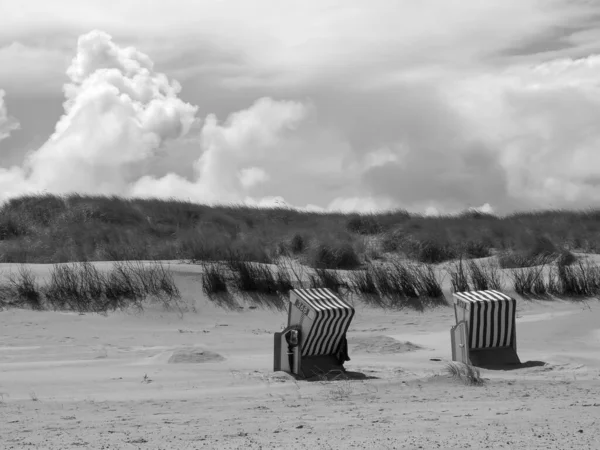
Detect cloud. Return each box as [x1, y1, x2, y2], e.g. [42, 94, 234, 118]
[0, 92, 31, 199]
[6, 21, 600, 214]
[0, 90, 19, 141]
[130, 96, 309, 203]
[239, 167, 269, 189]
[4, 1, 598, 95]
[0, 29, 349, 208]
[0, 41, 70, 95]
[0, 30, 198, 200]
[471, 203, 495, 215]
[450, 55, 600, 209]
[326, 196, 399, 214]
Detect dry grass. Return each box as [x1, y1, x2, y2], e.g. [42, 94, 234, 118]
[4, 193, 600, 309]
[444, 362, 485, 386]
[2, 194, 600, 267]
[0, 261, 180, 312]
[345, 261, 446, 310]
[448, 258, 504, 293]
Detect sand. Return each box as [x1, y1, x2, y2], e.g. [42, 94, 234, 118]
[1, 261, 600, 449]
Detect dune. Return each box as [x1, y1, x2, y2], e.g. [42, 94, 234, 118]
[1, 260, 600, 449]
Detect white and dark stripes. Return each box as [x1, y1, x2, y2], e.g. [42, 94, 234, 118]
[293, 288, 355, 357]
[453, 290, 516, 349]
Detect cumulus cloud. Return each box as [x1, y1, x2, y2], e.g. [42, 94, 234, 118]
[0, 30, 325, 208]
[450, 56, 600, 209]
[239, 167, 269, 190]
[6, 24, 600, 214]
[0, 30, 198, 200]
[130, 96, 309, 203]
[318, 53, 600, 214]
[326, 196, 399, 214]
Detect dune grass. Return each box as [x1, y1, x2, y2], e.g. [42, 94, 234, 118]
[3, 193, 600, 308]
[2, 194, 599, 267]
[444, 362, 485, 386]
[0, 261, 180, 312]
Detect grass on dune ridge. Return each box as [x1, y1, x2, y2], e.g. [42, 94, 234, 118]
[2, 193, 600, 266]
[2, 193, 600, 311]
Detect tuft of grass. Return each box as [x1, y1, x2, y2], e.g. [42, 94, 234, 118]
[444, 362, 485, 386]
[389, 261, 420, 300]
[228, 260, 278, 295]
[550, 259, 600, 298]
[226, 260, 289, 309]
[412, 264, 446, 305]
[346, 214, 382, 235]
[0, 261, 182, 313]
[467, 260, 504, 292]
[306, 238, 362, 270]
[309, 268, 347, 294]
[508, 258, 600, 299]
[4, 265, 43, 309]
[556, 249, 577, 266]
[467, 260, 488, 291]
[372, 261, 429, 310]
[289, 233, 307, 254]
[274, 261, 295, 293]
[448, 258, 470, 293]
[460, 240, 492, 259]
[414, 239, 457, 264]
[348, 265, 378, 296]
[201, 263, 229, 296]
[347, 264, 387, 308]
[346, 262, 445, 310]
[510, 266, 547, 298]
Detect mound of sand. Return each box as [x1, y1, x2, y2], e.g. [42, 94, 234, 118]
[168, 347, 225, 364]
[350, 335, 424, 354]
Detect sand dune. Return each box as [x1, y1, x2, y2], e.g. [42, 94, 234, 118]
[1, 261, 600, 449]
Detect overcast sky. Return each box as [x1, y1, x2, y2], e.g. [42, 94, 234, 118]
[2, 0, 600, 214]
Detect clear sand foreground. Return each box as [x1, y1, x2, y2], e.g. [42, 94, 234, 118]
[1, 262, 600, 449]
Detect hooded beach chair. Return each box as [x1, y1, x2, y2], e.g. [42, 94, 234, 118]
[274, 288, 355, 378]
[450, 290, 521, 367]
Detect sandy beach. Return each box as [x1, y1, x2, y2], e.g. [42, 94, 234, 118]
[1, 262, 600, 449]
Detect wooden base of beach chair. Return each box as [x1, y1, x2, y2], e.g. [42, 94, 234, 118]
[299, 355, 347, 379]
[468, 347, 521, 368]
[451, 321, 521, 368]
[274, 329, 301, 375]
[274, 333, 347, 378]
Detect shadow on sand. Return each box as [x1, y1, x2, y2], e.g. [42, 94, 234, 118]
[297, 370, 380, 382]
[477, 360, 547, 371]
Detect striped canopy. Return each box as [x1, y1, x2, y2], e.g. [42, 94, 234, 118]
[291, 288, 355, 357]
[453, 290, 516, 349]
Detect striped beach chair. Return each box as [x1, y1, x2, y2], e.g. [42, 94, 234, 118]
[274, 288, 355, 378]
[450, 290, 521, 367]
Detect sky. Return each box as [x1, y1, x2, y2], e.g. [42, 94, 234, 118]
[2, 0, 600, 214]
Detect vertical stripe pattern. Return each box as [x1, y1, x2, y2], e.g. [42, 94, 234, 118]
[292, 288, 355, 357]
[453, 290, 516, 349]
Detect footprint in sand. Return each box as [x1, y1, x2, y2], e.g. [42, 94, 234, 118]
[350, 335, 425, 354]
[168, 347, 225, 364]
